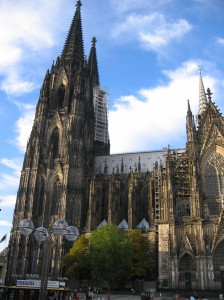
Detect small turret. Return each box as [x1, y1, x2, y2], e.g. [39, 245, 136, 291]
[186, 100, 196, 143]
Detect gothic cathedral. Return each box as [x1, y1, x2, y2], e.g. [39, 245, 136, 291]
[6, 0, 224, 291]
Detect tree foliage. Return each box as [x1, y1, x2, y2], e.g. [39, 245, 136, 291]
[89, 224, 132, 281]
[62, 234, 91, 279]
[127, 230, 151, 279]
[63, 226, 155, 283]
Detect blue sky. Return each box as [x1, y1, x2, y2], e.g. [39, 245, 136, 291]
[0, 0, 224, 251]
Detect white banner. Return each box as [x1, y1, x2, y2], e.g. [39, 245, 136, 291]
[16, 280, 60, 288]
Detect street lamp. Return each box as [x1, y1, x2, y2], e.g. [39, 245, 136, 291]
[18, 219, 79, 300]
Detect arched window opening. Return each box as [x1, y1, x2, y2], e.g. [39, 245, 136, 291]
[57, 85, 65, 109]
[205, 163, 219, 197]
[178, 253, 196, 284]
[68, 87, 74, 113]
[179, 253, 195, 272]
[51, 128, 60, 160]
[38, 179, 45, 216]
[203, 152, 224, 217]
[175, 198, 190, 217]
[51, 178, 61, 215]
[204, 152, 224, 198]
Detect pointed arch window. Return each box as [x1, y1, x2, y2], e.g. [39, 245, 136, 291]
[38, 179, 45, 216]
[179, 253, 195, 272]
[175, 198, 190, 217]
[205, 163, 219, 197]
[57, 85, 65, 109]
[51, 128, 60, 160]
[51, 178, 61, 215]
[68, 87, 74, 113]
[204, 152, 224, 198]
[178, 253, 196, 283]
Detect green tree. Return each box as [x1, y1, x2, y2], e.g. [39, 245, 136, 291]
[127, 230, 152, 279]
[63, 227, 155, 285]
[89, 225, 132, 285]
[62, 234, 91, 279]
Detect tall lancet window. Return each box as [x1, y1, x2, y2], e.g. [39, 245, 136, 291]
[204, 152, 224, 197]
[51, 128, 60, 160]
[57, 84, 65, 109]
[51, 178, 61, 215]
[38, 179, 45, 216]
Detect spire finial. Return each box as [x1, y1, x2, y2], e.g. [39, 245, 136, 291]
[206, 88, 213, 102]
[198, 65, 201, 74]
[91, 36, 97, 47]
[76, 0, 82, 8]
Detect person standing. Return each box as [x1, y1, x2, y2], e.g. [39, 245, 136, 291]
[48, 291, 56, 300]
[173, 292, 180, 300]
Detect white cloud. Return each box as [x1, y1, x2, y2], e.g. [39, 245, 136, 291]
[0, 174, 20, 190]
[140, 19, 191, 50]
[0, 194, 16, 208]
[0, 72, 34, 95]
[111, 13, 192, 52]
[109, 61, 216, 154]
[216, 37, 224, 46]
[0, 159, 21, 174]
[110, 0, 172, 13]
[13, 103, 35, 152]
[0, 0, 69, 95]
[0, 159, 21, 195]
[0, 220, 12, 227]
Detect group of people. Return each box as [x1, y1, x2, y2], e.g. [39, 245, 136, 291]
[174, 291, 202, 300]
[49, 290, 80, 300]
[68, 290, 80, 300]
[85, 290, 94, 300]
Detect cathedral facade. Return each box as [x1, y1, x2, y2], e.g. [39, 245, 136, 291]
[6, 0, 224, 292]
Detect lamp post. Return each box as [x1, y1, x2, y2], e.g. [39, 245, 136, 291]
[18, 219, 79, 300]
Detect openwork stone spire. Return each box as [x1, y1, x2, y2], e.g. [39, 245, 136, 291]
[61, 0, 84, 70]
[198, 66, 207, 115]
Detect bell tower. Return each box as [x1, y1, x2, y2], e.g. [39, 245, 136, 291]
[6, 0, 109, 283]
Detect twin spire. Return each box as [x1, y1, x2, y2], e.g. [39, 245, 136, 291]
[63, 1, 210, 124]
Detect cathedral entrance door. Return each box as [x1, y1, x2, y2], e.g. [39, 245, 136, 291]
[185, 272, 192, 290]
